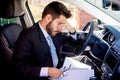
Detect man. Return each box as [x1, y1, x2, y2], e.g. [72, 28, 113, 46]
[12, 1, 78, 80]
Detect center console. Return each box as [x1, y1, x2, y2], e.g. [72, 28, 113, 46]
[101, 39, 120, 80]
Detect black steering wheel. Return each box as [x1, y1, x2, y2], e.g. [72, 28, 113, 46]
[76, 20, 94, 55]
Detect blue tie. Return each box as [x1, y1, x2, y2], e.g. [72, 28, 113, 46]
[47, 36, 58, 67]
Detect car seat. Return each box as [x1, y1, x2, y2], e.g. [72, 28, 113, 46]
[0, 0, 24, 79]
[0, 23, 22, 63]
[0, 23, 22, 79]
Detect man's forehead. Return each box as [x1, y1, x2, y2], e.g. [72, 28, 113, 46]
[58, 17, 66, 23]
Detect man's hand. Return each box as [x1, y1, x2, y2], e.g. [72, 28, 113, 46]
[48, 67, 63, 79]
[62, 21, 76, 33]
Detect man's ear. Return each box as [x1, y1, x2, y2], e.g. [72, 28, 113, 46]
[45, 14, 52, 24]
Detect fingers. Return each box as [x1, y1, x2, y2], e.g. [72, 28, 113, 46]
[48, 67, 63, 79]
[61, 21, 75, 33]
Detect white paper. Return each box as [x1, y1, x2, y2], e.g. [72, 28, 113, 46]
[56, 57, 94, 80]
[58, 68, 94, 80]
[60, 57, 92, 70]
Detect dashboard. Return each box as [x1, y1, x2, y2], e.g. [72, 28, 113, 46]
[86, 24, 120, 79]
[101, 24, 120, 46]
[101, 39, 120, 79]
[98, 24, 120, 79]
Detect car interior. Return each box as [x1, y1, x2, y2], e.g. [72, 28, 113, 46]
[0, 0, 25, 79]
[0, 0, 120, 80]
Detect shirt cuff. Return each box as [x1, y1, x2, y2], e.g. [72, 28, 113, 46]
[40, 67, 48, 77]
[69, 30, 76, 35]
[67, 31, 77, 40]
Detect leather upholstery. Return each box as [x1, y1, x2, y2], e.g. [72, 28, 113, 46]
[0, 23, 22, 63]
[0, 23, 22, 79]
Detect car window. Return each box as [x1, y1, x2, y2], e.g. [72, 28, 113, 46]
[27, 0, 97, 30]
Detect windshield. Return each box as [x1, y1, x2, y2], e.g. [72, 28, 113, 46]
[86, 0, 120, 23]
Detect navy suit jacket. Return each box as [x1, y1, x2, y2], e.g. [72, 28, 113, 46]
[12, 22, 77, 80]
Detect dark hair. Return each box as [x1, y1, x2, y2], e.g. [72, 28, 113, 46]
[42, 1, 72, 19]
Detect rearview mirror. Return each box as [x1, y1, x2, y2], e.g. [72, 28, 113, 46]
[112, 3, 120, 11]
[103, 0, 120, 11]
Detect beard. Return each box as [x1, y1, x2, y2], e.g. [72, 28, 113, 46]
[46, 20, 60, 36]
[46, 21, 52, 35]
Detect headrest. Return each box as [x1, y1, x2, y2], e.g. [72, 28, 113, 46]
[1, 23, 22, 47]
[0, 0, 24, 18]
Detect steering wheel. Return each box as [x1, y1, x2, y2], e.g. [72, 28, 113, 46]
[76, 20, 94, 55]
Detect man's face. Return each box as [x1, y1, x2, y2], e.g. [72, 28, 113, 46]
[46, 15, 66, 36]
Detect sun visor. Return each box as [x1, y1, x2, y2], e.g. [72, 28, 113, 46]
[0, 0, 24, 18]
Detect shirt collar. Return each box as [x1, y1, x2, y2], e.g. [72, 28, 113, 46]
[39, 22, 49, 38]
